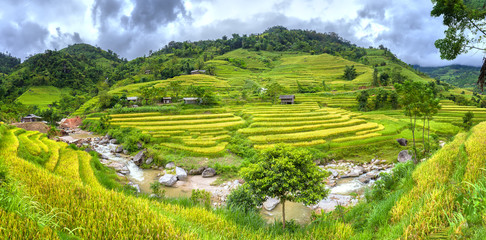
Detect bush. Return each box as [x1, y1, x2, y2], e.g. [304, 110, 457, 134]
[226, 184, 263, 213]
[366, 161, 414, 201]
[190, 189, 211, 209]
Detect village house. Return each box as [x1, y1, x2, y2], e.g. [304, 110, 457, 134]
[279, 95, 295, 104]
[162, 97, 172, 104]
[127, 97, 139, 102]
[190, 69, 206, 75]
[21, 114, 42, 123]
[183, 97, 199, 104]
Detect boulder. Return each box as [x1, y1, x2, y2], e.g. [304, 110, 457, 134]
[109, 139, 118, 144]
[202, 168, 216, 178]
[99, 139, 109, 145]
[159, 174, 178, 186]
[175, 167, 187, 181]
[105, 134, 112, 140]
[145, 157, 153, 165]
[137, 142, 143, 149]
[358, 174, 371, 184]
[133, 150, 145, 165]
[188, 166, 206, 175]
[115, 145, 123, 153]
[84, 148, 93, 153]
[165, 162, 176, 169]
[397, 150, 412, 163]
[366, 171, 380, 179]
[327, 169, 339, 178]
[396, 138, 408, 146]
[123, 150, 129, 155]
[263, 197, 280, 211]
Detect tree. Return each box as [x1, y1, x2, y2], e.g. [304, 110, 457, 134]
[241, 145, 328, 228]
[343, 65, 357, 80]
[396, 80, 424, 163]
[357, 90, 369, 111]
[463, 111, 474, 131]
[431, 0, 486, 90]
[379, 72, 390, 86]
[265, 82, 284, 104]
[372, 68, 379, 87]
[419, 88, 441, 154]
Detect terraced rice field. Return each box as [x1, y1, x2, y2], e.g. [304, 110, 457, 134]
[0, 125, 281, 239]
[435, 100, 486, 125]
[109, 112, 244, 155]
[237, 102, 385, 149]
[297, 94, 357, 108]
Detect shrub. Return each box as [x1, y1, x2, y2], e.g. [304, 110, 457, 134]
[226, 184, 263, 213]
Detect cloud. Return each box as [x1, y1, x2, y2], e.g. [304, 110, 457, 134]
[0, 0, 482, 66]
[130, 0, 188, 31]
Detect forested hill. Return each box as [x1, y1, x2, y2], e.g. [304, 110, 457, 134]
[0, 44, 126, 100]
[0, 52, 21, 74]
[156, 26, 366, 61]
[414, 65, 481, 90]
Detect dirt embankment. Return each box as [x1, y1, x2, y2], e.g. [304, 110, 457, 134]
[12, 122, 50, 134]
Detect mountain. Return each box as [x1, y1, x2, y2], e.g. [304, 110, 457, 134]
[414, 64, 481, 90]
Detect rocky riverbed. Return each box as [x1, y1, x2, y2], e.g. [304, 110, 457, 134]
[61, 128, 395, 224]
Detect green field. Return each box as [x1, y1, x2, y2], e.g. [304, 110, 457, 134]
[16, 86, 70, 108]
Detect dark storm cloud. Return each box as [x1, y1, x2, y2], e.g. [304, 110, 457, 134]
[0, 0, 87, 59]
[91, 0, 188, 59]
[130, 0, 187, 31]
[0, 21, 49, 57]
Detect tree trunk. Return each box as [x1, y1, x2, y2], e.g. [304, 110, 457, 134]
[412, 116, 418, 164]
[422, 116, 426, 152]
[282, 200, 286, 229]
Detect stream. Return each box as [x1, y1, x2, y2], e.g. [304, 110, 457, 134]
[83, 138, 393, 225]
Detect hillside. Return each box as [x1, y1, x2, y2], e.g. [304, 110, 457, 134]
[1, 121, 485, 239]
[414, 64, 481, 90]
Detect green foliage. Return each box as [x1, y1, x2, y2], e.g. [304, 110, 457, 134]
[463, 111, 474, 130]
[357, 90, 370, 111]
[366, 161, 415, 201]
[431, 0, 486, 60]
[265, 82, 285, 104]
[226, 184, 264, 213]
[0, 52, 20, 74]
[343, 65, 357, 80]
[108, 105, 178, 114]
[190, 189, 211, 209]
[36, 107, 62, 125]
[241, 144, 328, 228]
[150, 181, 166, 198]
[372, 68, 379, 87]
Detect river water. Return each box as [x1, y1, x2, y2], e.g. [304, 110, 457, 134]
[91, 142, 389, 225]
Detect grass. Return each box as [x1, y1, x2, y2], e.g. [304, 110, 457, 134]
[15, 86, 70, 109]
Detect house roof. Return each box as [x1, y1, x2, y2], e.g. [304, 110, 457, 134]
[279, 95, 295, 99]
[127, 97, 138, 101]
[191, 69, 206, 73]
[23, 114, 42, 119]
[183, 97, 199, 101]
[163, 97, 172, 100]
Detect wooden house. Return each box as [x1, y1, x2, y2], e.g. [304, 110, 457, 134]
[127, 97, 139, 102]
[183, 97, 199, 104]
[21, 114, 42, 123]
[279, 95, 295, 104]
[162, 97, 172, 104]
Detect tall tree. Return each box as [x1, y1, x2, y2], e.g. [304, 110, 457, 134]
[343, 65, 357, 80]
[241, 145, 328, 229]
[396, 81, 424, 163]
[431, 0, 486, 90]
[372, 68, 379, 87]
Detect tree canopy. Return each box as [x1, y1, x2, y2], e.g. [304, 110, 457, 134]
[241, 145, 328, 228]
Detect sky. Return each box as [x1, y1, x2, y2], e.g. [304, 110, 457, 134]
[0, 0, 483, 67]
